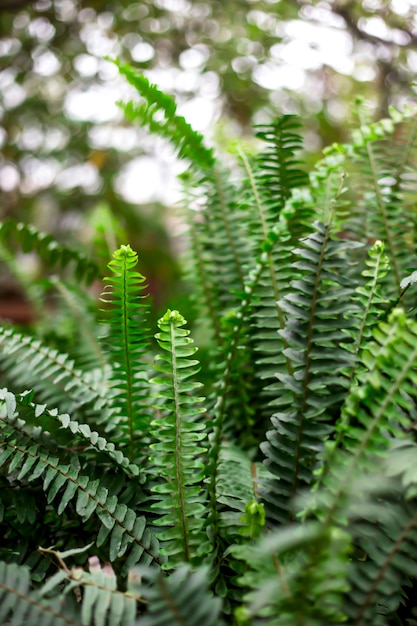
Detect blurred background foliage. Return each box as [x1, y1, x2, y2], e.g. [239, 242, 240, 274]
[0, 0, 416, 319]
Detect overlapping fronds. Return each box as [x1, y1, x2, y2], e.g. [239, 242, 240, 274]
[0, 220, 99, 284]
[260, 221, 358, 526]
[0, 326, 110, 420]
[232, 303, 417, 623]
[238, 121, 311, 435]
[216, 443, 268, 542]
[344, 471, 417, 625]
[252, 116, 309, 227]
[0, 560, 79, 626]
[48, 276, 106, 371]
[314, 308, 417, 509]
[343, 239, 390, 386]
[342, 107, 417, 295]
[232, 520, 351, 625]
[0, 388, 139, 477]
[139, 565, 223, 626]
[115, 61, 214, 170]
[149, 310, 208, 567]
[100, 245, 152, 458]
[0, 545, 146, 626]
[0, 390, 160, 569]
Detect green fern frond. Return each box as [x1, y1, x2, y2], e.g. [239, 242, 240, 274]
[232, 520, 351, 625]
[149, 309, 208, 568]
[38, 547, 143, 626]
[0, 393, 160, 569]
[115, 60, 214, 170]
[0, 220, 99, 284]
[0, 388, 139, 477]
[49, 276, 107, 371]
[216, 443, 268, 542]
[253, 116, 309, 223]
[343, 239, 390, 385]
[343, 468, 417, 625]
[260, 220, 358, 526]
[342, 106, 417, 295]
[100, 245, 152, 458]
[314, 308, 417, 514]
[0, 560, 79, 626]
[0, 326, 111, 424]
[139, 565, 224, 626]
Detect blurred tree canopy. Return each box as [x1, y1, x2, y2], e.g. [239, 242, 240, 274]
[0, 0, 416, 308]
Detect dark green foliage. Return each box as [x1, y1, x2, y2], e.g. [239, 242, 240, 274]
[2, 63, 417, 625]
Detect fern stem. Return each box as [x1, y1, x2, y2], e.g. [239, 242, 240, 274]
[238, 148, 269, 239]
[169, 315, 190, 563]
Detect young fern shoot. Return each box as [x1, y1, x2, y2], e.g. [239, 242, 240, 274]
[100, 245, 151, 460]
[150, 309, 208, 568]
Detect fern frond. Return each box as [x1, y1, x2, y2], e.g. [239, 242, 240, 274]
[260, 220, 358, 526]
[100, 245, 152, 458]
[38, 547, 143, 626]
[139, 565, 223, 626]
[342, 106, 417, 295]
[343, 239, 390, 386]
[0, 394, 160, 569]
[0, 388, 139, 477]
[0, 326, 111, 424]
[149, 309, 208, 568]
[0, 561, 79, 626]
[343, 467, 417, 625]
[216, 443, 268, 542]
[314, 308, 417, 515]
[49, 276, 107, 371]
[0, 220, 99, 284]
[115, 60, 214, 170]
[183, 167, 250, 334]
[232, 519, 351, 625]
[253, 116, 309, 224]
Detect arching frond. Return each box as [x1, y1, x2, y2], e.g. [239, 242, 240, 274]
[0, 220, 99, 284]
[0, 391, 160, 569]
[115, 60, 214, 170]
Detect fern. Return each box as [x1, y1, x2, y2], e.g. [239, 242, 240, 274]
[0, 327, 111, 421]
[0, 560, 79, 625]
[100, 245, 152, 458]
[149, 309, 208, 568]
[2, 65, 417, 624]
[260, 220, 358, 526]
[0, 390, 160, 569]
[0, 220, 99, 285]
[114, 60, 214, 170]
[139, 565, 223, 626]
